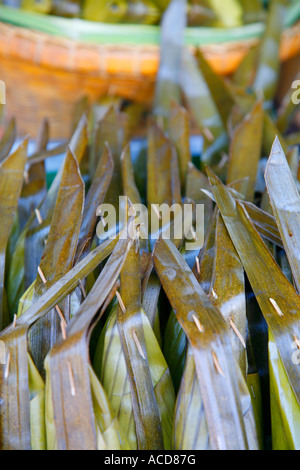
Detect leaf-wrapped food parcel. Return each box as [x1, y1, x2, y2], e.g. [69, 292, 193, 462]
[153, 238, 258, 449]
[207, 166, 300, 449]
[45, 224, 135, 449]
[0, 236, 118, 449]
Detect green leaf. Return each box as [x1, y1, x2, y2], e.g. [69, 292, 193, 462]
[153, 0, 186, 121]
[0, 138, 28, 328]
[196, 48, 236, 127]
[0, 117, 16, 163]
[227, 100, 264, 201]
[269, 330, 300, 449]
[180, 48, 224, 163]
[210, 212, 247, 377]
[29, 148, 84, 374]
[88, 364, 128, 450]
[169, 100, 191, 193]
[174, 345, 210, 450]
[7, 116, 88, 316]
[28, 352, 46, 450]
[163, 309, 187, 394]
[18, 119, 48, 232]
[147, 123, 181, 207]
[253, 0, 287, 106]
[94, 302, 175, 450]
[75, 142, 114, 264]
[185, 162, 213, 235]
[265, 137, 300, 293]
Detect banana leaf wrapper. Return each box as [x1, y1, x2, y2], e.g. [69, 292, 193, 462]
[147, 122, 181, 208]
[18, 119, 48, 233]
[253, 0, 287, 107]
[207, 166, 300, 449]
[93, 244, 175, 449]
[0, 235, 118, 449]
[153, 0, 186, 120]
[0, 117, 16, 163]
[28, 148, 84, 374]
[7, 116, 88, 315]
[153, 238, 257, 449]
[180, 48, 225, 164]
[265, 137, 300, 294]
[0, 138, 28, 329]
[117, 244, 174, 449]
[45, 224, 136, 450]
[227, 100, 264, 201]
[169, 100, 191, 193]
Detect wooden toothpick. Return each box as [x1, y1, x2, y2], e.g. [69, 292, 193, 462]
[229, 318, 246, 349]
[35, 208, 43, 225]
[192, 314, 204, 333]
[4, 350, 10, 380]
[67, 361, 76, 397]
[212, 351, 225, 377]
[38, 266, 67, 337]
[116, 291, 126, 314]
[269, 298, 284, 318]
[195, 256, 200, 274]
[132, 330, 146, 360]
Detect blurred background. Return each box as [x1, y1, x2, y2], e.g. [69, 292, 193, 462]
[0, 0, 299, 140]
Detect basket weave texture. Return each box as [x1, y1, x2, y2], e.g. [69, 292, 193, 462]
[0, 21, 299, 139]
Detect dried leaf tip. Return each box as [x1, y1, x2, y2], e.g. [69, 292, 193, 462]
[132, 329, 146, 360]
[269, 298, 284, 317]
[212, 351, 225, 377]
[67, 361, 76, 397]
[4, 350, 10, 380]
[229, 318, 246, 349]
[192, 314, 204, 333]
[116, 291, 126, 314]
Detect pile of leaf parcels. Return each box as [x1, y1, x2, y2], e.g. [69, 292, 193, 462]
[0, 0, 300, 452]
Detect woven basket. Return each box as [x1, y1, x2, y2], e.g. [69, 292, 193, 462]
[0, 19, 299, 139]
